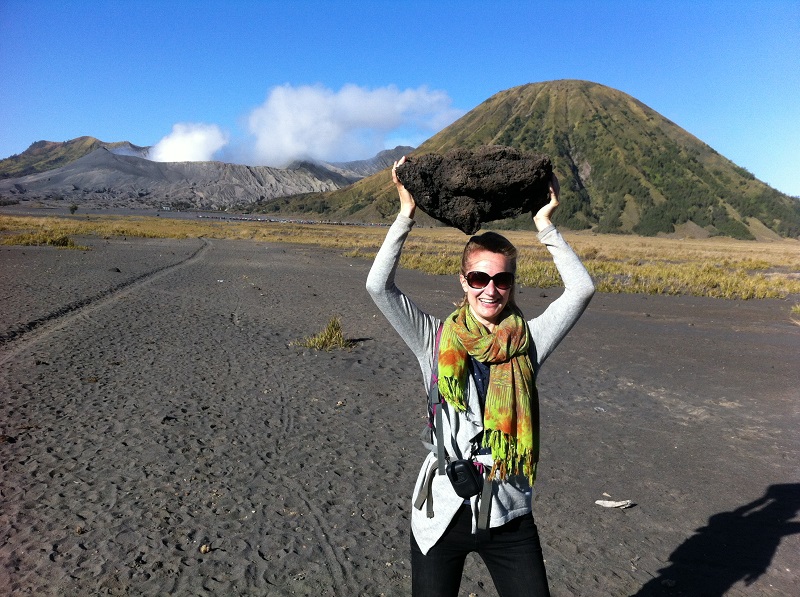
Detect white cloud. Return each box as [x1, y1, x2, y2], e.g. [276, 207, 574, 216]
[151, 123, 228, 162]
[246, 84, 464, 166]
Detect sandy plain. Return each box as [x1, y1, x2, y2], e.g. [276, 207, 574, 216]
[0, 233, 798, 596]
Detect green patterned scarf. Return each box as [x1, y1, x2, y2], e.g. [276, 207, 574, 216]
[438, 303, 539, 483]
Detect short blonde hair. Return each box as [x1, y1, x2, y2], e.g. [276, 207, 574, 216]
[461, 231, 518, 273]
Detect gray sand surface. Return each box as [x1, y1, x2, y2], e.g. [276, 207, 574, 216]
[1, 236, 798, 596]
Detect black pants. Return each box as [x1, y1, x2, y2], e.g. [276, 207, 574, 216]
[411, 505, 551, 597]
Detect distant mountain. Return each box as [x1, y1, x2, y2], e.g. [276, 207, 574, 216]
[0, 136, 150, 179]
[295, 80, 800, 239]
[329, 146, 414, 177]
[0, 143, 411, 211]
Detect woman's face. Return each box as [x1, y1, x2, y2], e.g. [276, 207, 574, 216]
[459, 249, 514, 330]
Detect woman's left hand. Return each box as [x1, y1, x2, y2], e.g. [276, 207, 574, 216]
[533, 173, 560, 231]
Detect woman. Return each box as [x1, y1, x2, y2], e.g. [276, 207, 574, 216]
[366, 156, 595, 596]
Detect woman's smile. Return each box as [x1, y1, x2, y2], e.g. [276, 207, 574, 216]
[460, 250, 514, 330]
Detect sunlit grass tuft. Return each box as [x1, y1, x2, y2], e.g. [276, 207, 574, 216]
[291, 316, 355, 351]
[791, 304, 800, 326]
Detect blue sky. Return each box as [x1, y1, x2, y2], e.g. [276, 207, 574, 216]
[1, 0, 798, 196]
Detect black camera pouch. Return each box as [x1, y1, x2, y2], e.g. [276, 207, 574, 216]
[446, 459, 483, 498]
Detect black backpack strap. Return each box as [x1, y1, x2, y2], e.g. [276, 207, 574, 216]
[477, 470, 493, 531]
[427, 323, 444, 420]
[427, 323, 446, 475]
[435, 397, 447, 475]
[415, 323, 446, 517]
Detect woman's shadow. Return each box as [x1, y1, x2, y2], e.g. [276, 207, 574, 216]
[633, 483, 800, 596]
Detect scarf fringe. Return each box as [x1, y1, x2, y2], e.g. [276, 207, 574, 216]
[485, 429, 538, 484]
[439, 377, 467, 412]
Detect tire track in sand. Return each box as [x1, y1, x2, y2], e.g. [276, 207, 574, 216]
[285, 474, 357, 595]
[0, 238, 210, 365]
[256, 355, 356, 594]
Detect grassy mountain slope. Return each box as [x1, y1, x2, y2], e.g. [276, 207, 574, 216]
[0, 136, 147, 180]
[299, 80, 800, 239]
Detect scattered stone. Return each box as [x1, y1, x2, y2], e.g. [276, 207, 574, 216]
[395, 145, 553, 234]
[595, 499, 635, 509]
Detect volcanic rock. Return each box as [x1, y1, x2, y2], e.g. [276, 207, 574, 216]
[395, 145, 553, 234]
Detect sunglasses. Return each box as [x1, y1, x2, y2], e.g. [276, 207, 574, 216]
[464, 271, 515, 290]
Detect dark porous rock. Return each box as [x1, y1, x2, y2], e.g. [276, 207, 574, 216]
[395, 145, 553, 234]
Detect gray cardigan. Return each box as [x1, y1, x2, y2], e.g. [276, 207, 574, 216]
[366, 214, 595, 554]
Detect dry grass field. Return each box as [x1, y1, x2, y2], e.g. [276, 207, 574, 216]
[2, 213, 799, 302]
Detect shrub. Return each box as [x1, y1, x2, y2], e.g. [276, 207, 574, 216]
[292, 316, 355, 351]
[714, 218, 755, 241]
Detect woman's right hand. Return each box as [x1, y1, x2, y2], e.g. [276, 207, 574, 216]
[533, 173, 560, 231]
[392, 156, 416, 219]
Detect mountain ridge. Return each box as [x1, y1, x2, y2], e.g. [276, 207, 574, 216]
[0, 136, 150, 179]
[0, 144, 412, 211]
